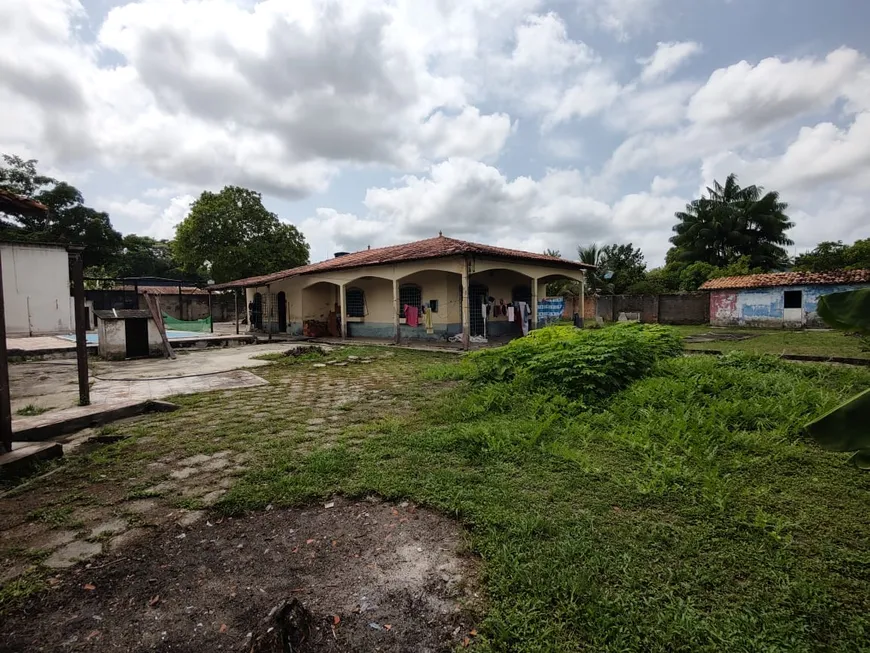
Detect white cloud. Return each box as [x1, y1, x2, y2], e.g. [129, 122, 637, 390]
[304, 158, 688, 264]
[687, 47, 865, 129]
[607, 47, 870, 175]
[419, 107, 514, 160]
[98, 194, 194, 239]
[0, 0, 516, 199]
[638, 41, 702, 83]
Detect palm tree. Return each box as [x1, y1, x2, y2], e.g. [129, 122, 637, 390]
[670, 174, 793, 271]
[577, 243, 613, 295]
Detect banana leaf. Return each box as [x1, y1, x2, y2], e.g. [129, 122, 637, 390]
[816, 289, 870, 333]
[805, 388, 870, 469]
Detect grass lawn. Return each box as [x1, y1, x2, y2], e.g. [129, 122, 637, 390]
[672, 324, 870, 360]
[4, 342, 870, 651]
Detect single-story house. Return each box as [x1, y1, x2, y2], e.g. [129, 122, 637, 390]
[210, 235, 593, 346]
[701, 269, 870, 328]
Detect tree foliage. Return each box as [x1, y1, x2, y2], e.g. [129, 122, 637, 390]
[174, 186, 310, 284]
[601, 243, 646, 294]
[0, 154, 122, 268]
[576, 243, 612, 295]
[670, 174, 793, 271]
[793, 239, 870, 272]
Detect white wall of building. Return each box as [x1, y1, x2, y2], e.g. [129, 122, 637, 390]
[1, 243, 72, 335]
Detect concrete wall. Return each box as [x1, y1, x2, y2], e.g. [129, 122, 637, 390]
[97, 319, 125, 359]
[97, 318, 162, 360]
[710, 283, 869, 327]
[587, 293, 708, 325]
[658, 293, 709, 324]
[1, 243, 72, 335]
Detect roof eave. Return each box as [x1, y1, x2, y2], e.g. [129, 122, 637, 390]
[211, 253, 592, 290]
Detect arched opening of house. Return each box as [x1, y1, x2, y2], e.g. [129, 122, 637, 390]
[252, 292, 263, 330]
[276, 291, 287, 332]
[469, 283, 488, 336]
[346, 287, 366, 318]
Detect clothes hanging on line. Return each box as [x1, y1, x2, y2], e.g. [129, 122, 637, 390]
[424, 307, 434, 334]
[506, 306, 515, 321]
[517, 301, 530, 336]
[404, 304, 419, 327]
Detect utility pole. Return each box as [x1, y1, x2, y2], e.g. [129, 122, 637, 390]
[0, 249, 12, 453]
[71, 249, 90, 406]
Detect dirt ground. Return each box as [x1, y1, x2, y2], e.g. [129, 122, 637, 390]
[1, 350, 481, 652]
[1, 496, 480, 652]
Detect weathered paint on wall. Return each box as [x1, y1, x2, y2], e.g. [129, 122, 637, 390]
[1, 243, 72, 335]
[709, 283, 870, 327]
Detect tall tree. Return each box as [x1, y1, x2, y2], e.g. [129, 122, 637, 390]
[109, 235, 200, 281]
[600, 243, 646, 294]
[670, 174, 793, 271]
[175, 186, 310, 284]
[0, 154, 122, 268]
[577, 243, 613, 295]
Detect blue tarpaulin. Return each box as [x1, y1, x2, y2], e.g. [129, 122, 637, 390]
[537, 297, 565, 324]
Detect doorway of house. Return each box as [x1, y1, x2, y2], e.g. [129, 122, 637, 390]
[469, 284, 488, 336]
[252, 293, 263, 330]
[277, 292, 287, 332]
[124, 318, 150, 358]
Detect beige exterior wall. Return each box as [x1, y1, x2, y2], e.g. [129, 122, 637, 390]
[347, 277, 393, 323]
[242, 255, 585, 336]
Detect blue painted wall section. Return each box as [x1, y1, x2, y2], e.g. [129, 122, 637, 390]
[710, 283, 870, 327]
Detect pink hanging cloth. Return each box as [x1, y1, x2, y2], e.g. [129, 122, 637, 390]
[404, 304, 419, 327]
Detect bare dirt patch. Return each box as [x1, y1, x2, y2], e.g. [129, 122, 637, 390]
[1, 496, 481, 652]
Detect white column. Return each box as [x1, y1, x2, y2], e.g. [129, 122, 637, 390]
[461, 263, 470, 350]
[531, 277, 539, 330]
[339, 282, 347, 341]
[579, 275, 585, 327]
[393, 278, 400, 344]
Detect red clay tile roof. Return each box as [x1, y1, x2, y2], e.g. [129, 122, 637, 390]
[701, 269, 870, 290]
[211, 235, 594, 289]
[0, 189, 48, 218]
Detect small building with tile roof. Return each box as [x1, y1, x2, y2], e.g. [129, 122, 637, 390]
[210, 234, 593, 345]
[700, 269, 870, 328]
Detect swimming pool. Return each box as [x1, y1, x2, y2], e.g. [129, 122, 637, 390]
[57, 330, 207, 344]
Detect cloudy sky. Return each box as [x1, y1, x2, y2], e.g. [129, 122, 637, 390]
[2, 0, 869, 266]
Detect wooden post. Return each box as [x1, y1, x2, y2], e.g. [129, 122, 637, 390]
[393, 278, 400, 344]
[339, 282, 347, 341]
[208, 290, 214, 332]
[144, 293, 176, 360]
[178, 284, 183, 321]
[71, 251, 90, 406]
[531, 277, 539, 331]
[235, 288, 240, 335]
[0, 249, 12, 453]
[461, 259, 470, 350]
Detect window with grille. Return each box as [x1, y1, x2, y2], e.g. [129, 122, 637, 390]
[399, 284, 422, 315]
[512, 285, 532, 305]
[346, 287, 365, 317]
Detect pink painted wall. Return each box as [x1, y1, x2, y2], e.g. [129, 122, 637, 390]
[710, 290, 738, 326]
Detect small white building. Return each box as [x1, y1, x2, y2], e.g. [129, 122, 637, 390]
[94, 309, 163, 360]
[0, 241, 73, 336]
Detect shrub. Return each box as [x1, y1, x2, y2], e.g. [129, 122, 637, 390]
[459, 323, 683, 402]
